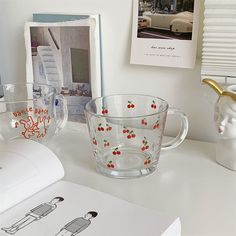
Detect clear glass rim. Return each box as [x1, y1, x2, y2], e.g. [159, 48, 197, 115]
[84, 94, 169, 119]
[0, 82, 55, 104]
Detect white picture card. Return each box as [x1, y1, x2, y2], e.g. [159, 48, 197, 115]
[130, 0, 200, 68]
[24, 15, 102, 122]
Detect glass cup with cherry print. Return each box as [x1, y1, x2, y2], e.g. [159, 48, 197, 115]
[85, 94, 188, 178]
[0, 83, 68, 143]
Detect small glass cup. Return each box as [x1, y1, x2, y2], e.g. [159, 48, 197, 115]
[0, 83, 68, 143]
[85, 94, 188, 178]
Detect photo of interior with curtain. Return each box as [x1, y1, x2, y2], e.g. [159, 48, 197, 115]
[30, 26, 92, 122]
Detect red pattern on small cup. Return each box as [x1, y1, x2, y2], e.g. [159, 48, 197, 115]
[18, 115, 50, 139]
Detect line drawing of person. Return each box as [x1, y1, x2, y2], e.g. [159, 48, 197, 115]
[55, 211, 98, 236]
[1, 197, 64, 235]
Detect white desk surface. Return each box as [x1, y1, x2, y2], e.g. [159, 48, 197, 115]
[49, 122, 236, 236]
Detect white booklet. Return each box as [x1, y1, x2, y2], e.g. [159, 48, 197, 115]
[0, 181, 181, 236]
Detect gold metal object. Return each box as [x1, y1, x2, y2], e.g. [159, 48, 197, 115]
[202, 78, 236, 101]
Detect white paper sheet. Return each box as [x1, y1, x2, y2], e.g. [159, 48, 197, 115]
[130, 0, 200, 68]
[0, 181, 181, 236]
[0, 140, 64, 214]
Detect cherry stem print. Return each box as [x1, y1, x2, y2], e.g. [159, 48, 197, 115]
[102, 106, 108, 114]
[141, 118, 147, 126]
[151, 100, 157, 109]
[103, 139, 110, 147]
[123, 127, 135, 138]
[97, 123, 105, 131]
[112, 147, 121, 155]
[126, 130, 136, 139]
[92, 137, 97, 145]
[153, 120, 160, 129]
[141, 136, 149, 151]
[127, 101, 135, 109]
[106, 123, 112, 131]
[107, 160, 115, 169]
[144, 157, 151, 165]
[122, 126, 130, 134]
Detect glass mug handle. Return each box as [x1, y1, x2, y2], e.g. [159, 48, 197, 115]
[161, 108, 189, 151]
[54, 94, 68, 133]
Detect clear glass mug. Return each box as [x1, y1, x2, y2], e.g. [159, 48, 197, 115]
[0, 83, 68, 143]
[85, 94, 188, 178]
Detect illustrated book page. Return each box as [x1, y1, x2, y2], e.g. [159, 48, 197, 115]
[0, 181, 181, 236]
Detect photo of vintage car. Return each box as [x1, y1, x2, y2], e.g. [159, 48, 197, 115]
[137, 0, 194, 40]
[143, 11, 193, 34]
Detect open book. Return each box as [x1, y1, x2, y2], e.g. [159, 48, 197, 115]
[0, 139, 64, 214]
[0, 181, 181, 236]
[0, 140, 180, 236]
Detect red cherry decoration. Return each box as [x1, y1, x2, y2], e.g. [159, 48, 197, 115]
[127, 101, 135, 109]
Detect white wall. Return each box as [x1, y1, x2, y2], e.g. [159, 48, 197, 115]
[0, 0, 219, 142]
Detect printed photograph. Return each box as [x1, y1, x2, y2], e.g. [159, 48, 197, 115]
[137, 0, 194, 40]
[29, 25, 92, 122]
